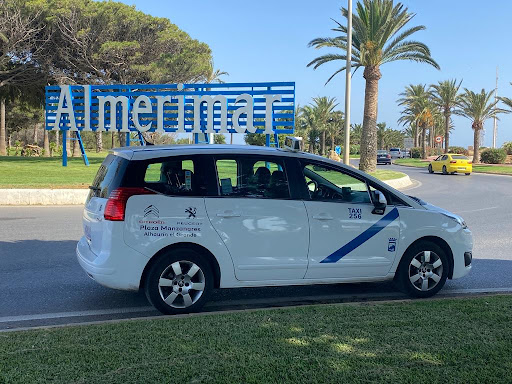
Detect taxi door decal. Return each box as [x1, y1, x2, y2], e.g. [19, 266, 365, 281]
[320, 207, 399, 264]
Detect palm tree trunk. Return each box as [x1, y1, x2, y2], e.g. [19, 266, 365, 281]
[72, 132, 81, 157]
[473, 129, 480, 163]
[321, 130, 326, 156]
[33, 123, 39, 145]
[0, 98, 6, 156]
[43, 129, 50, 157]
[359, 66, 381, 172]
[111, 132, 115, 149]
[444, 112, 450, 153]
[95, 132, 103, 152]
[331, 134, 335, 152]
[421, 123, 427, 159]
[413, 121, 418, 147]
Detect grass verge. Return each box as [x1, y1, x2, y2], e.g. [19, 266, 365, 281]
[1, 295, 511, 383]
[0, 153, 405, 189]
[395, 158, 512, 175]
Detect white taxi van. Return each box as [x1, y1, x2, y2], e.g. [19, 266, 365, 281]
[77, 141, 472, 314]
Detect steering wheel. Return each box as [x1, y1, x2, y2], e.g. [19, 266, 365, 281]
[307, 179, 318, 194]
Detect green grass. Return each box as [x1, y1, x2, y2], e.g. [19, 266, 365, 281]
[0, 296, 511, 383]
[0, 154, 406, 189]
[395, 158, 512, 175]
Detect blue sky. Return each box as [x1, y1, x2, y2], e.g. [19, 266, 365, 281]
[119, 0, 512, 147]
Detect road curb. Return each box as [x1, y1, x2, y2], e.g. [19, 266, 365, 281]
[382, 175, 412, 189]
[0, 189, 89, 205]
[0, 176, 413, 206]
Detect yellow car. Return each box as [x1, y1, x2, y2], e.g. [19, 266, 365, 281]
[428, 154, 472, 175]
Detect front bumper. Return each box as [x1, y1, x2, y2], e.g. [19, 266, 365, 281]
[451, 228, 473, 279]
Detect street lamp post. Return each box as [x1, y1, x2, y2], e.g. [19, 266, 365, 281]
[343, 0, 352, 165]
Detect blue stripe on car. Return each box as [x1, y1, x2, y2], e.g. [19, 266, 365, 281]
[320, 207, 399, 264]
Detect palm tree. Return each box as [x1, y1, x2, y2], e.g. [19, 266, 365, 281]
[308, 0, 439, 172]
[430, 79, 462, 153]
[298, 105, 320, 153]
[398, 84, 435, 158]
[377, 122, 388, 149]
[310, 96, 338, 156]
[456, 89, 505, 163]
[203, 59, 229, 84]
[327, 110, 344, 152]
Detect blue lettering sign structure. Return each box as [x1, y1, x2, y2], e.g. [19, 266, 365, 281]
[45, 82, 295, 166]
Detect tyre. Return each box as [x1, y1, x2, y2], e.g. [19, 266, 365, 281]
[428, 164, 433, 174]
[145, 248, 214, 315]
[395, 240, 449, 298]
[442, 165, 448, 175]
[465, 173, 471, 176]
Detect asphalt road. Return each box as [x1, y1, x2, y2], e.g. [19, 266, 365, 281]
[1, 162, 511, 329]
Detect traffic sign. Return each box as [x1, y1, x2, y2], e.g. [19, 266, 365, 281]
[404, 138, 414, 149]
[435, 135, 443, 144]
[335, 145, 341, 155]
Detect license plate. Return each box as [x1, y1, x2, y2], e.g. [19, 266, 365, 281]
[84, 225, 92, 241]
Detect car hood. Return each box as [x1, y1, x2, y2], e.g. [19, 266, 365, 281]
[409, 195, 466, 227]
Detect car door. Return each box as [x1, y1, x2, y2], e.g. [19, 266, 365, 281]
[204, 155, 309, 281]
[301, 162, 400, 279]
[432, 155, 442, 171]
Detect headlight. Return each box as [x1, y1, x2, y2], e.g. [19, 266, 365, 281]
[442, 213, 467, 229]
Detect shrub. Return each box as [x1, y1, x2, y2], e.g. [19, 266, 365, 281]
[350, 145, 360, 155]
[448, 146, 468, 155]
[410, 147, 422, 158]
[480, 148, 506, 164]
[502, 141, 512, 155]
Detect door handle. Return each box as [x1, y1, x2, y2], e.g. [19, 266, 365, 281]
[216, 210, 241, 218]
[312, 213, 334, 220]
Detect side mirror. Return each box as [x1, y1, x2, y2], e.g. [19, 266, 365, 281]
[372, 190, 387, 215]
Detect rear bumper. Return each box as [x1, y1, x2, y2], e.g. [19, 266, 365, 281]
[76, 236, 148, 291]
[447, 165, 472, 173]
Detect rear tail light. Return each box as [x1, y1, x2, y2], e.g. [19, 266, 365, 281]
[104, 187, 155, 221]
[450, 160, 457, 164]
[468, 161, 472, 164]
[387, 155, 391, 159]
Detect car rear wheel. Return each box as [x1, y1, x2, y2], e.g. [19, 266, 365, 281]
[145, 248, 214, 315]
[428, 164, 434, 174]
[442, 165, 448, 175]
[395, 241, 449, 298]
[465, 173, 471, 175]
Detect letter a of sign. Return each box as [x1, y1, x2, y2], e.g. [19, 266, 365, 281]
[53, 86, 78, 131]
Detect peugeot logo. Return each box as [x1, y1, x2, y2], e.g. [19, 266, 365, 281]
[144, 205, 160, 218]
[185, 207, 197, 218]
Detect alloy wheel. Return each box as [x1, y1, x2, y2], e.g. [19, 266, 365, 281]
[158, 260, 206, 308]
[408, 251, 443, 292]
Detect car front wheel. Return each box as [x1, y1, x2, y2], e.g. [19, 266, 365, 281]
[442, 165, 448, 175]
[428, 164, 434, 174]
[395, 241, 449, 298]
[145, 248, 214, 315]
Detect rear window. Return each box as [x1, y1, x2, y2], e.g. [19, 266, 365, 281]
[451, 155, 468, 160]
[87, 154, 128, 202]
[142, 157, 206, 196]
[377, 150, 387, 154]
[390, 148, 400, 152]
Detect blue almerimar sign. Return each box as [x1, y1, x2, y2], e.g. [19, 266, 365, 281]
[45, 82, 295, 135]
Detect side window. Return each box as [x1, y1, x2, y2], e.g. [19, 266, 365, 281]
[303, 163, 371, 204]
[143, 157, 205, 196]
[441, 155, 448, 161]
[215, 157, 290, 199]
